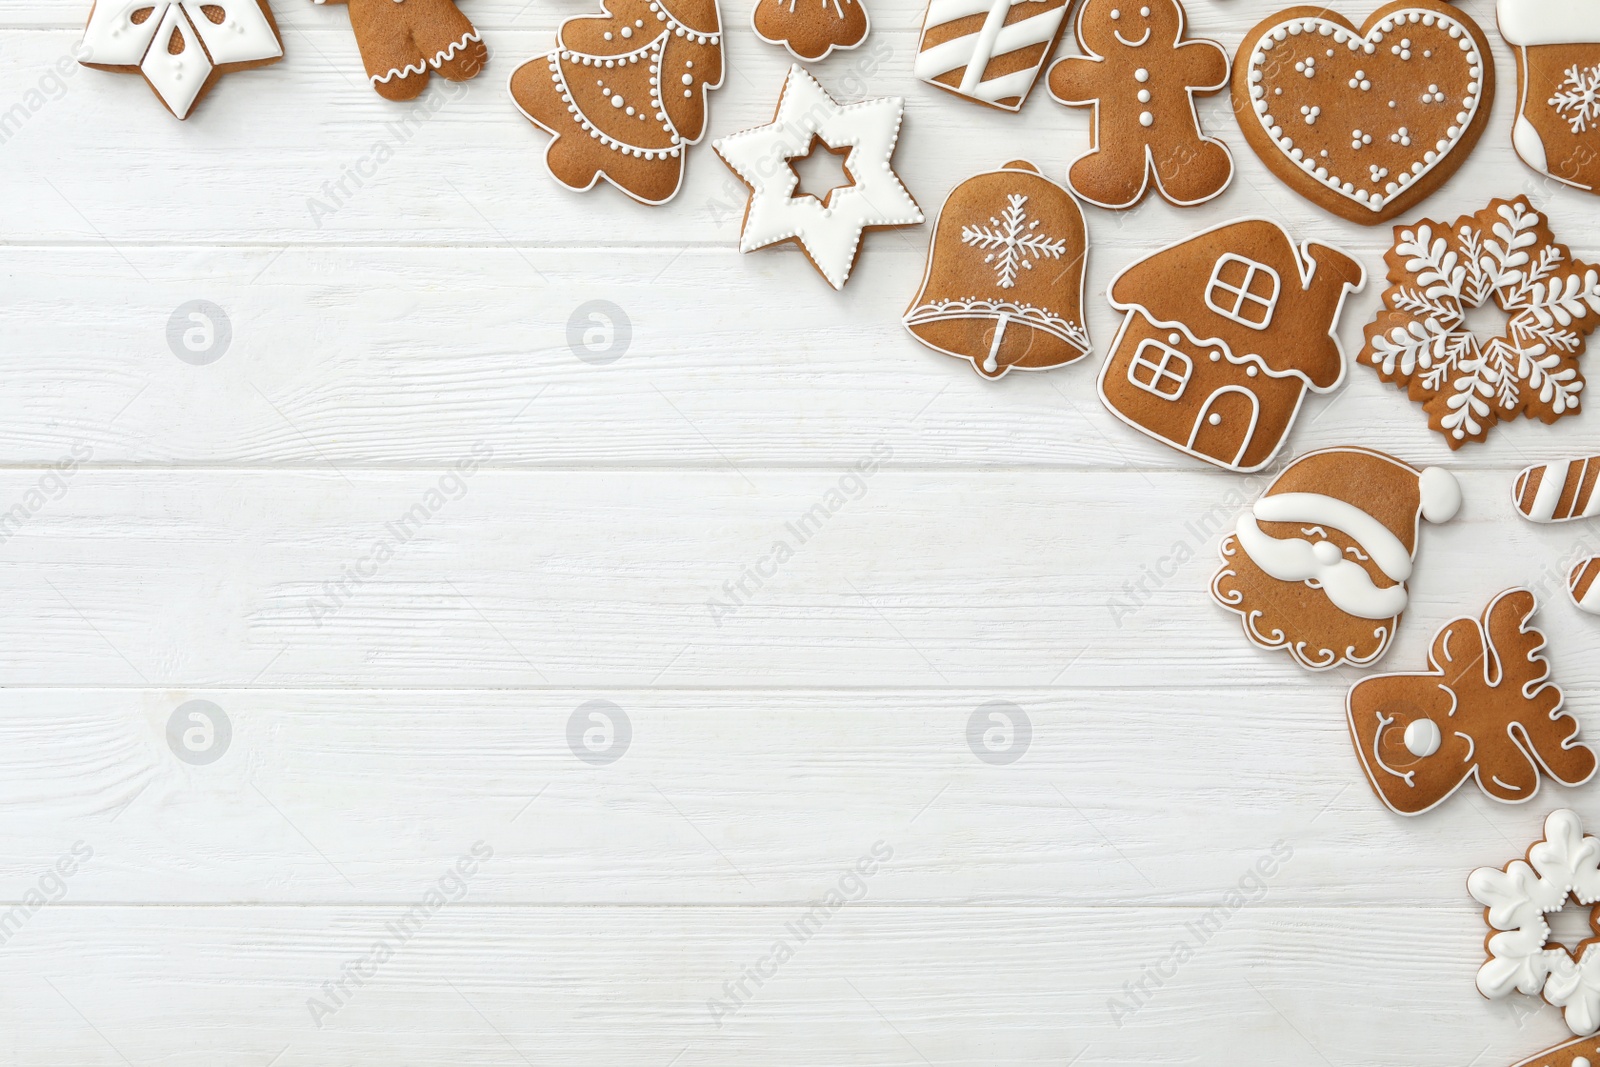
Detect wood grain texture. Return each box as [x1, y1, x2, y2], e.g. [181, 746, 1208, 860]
[7, 0, 1600, 1059]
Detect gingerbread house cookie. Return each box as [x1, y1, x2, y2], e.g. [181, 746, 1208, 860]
[1097, 218, 1364, 473]
[904, 161, 1089, 378]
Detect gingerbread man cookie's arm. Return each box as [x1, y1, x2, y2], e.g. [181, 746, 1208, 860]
[1168, 36, 1227, 93]
[1046, 54, 1106, 106]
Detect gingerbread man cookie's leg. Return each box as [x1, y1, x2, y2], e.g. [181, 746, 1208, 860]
[1152, 135, 1229, 205]
[346, 0, 433, 100]
[1067, 134, 1152, 208]
[410, 0, 486, 82]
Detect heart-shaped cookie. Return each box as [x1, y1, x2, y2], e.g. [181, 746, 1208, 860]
[1233, 0, 1494, 223]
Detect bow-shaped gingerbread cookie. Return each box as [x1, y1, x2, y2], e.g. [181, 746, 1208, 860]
[1347, 588, 1595, 815]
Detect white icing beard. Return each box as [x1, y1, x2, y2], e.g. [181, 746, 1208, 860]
[1234, 514, 1408, 620]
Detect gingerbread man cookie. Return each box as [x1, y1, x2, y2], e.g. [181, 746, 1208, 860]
[314, 0, 485, 100]
[1348, 588, 1595, 815]
[1047, 0, 1232, 209]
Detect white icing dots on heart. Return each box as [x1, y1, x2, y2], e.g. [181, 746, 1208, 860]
[1422, 83, 1445, 102]
[1391, 37, 1411, 58]
[1300, 104, 1320, 123]
[1351, 128, 1372, 148]
[1391, 125, 1411, 145]
[1347, 69, 1371, 90]
[1296, 56, 1316, 76]
[1369, 163, 1389, 181]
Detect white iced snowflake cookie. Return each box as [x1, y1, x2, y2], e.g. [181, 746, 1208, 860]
[1360, 195, 1600, 448]
[1470, 809, 1600, 1035]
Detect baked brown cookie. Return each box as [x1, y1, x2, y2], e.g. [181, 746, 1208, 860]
[1500, 0, 1600, 193]
[752, 0, 867, 60]
[1233, 0, 1494, 223]
[314, 0, 485, 101]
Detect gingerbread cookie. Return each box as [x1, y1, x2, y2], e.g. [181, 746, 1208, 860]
[1233, 0, 1494, 224]
[510, 0, 723, 205]
[914, 0, 1072, 111]
[1348, 588, 1594, 815]
[1516, 457, 1600, 523]
[1047, 0, 1232, 209]
[1573, 557, 1600, 614]
[1509, 1036, 1600, 1067]
[713, 65, 922, 290]
[1098, 218, 1364, 472]
[753, 0, 866, 60]
[904, 161, 1089, 378]
[1500, 0, 1600, 194]
[1361, 196, 1600, 448]
[314, 0, 484, 100]
[1211, 446, 1460, 671]
[1470, 808, 1600, 1035]
[80, 0, 283, 117]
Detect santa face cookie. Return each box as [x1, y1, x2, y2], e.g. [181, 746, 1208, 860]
[510, 0, 723, 206]
[1501, 0, 1600, 193]
[1348, 588, 1595, 815]
[914, 0, 1072, 111]
[1098, 218, 1364, 473]
[1233, 0, 1494, 224]
[1211, 446, 1460, 671]
[714, 65, 922, 290]
[753, 0, 867, 60]
[316, 0, 484, 100]
[1047, 0, 1232, 208]
[79, 0, 283, 117]
[1470, 809, 1600, 1036]
[1361, 197, 1600, 448]
[904, 161, 1089, 378]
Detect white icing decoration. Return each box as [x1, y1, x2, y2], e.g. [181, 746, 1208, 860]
[1499, 0, 1600, 46]
[1245, 8, 1482, 211]
[79, 0, 281, 117]
[1234, 513, 1409, 619]
[371, 29, 481, 85]
[1402, 717, 1441, 757]
[1470, 809, 1600, 1036]
[1418, 466, 1460, 522]
[1516, 458, 1600, 523]
[1550, 64, 1600, 134]
[1252, 491, 1415, 582]
[913, 0, 1068, 110]
[959, 193, 1067, 288]
[712, 64, 921, 290]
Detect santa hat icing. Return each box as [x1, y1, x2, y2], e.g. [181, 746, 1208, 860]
[1234, 448, 1459, 619]
[1497, 0, 1600, 47]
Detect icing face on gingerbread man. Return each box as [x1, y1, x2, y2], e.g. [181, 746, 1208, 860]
[1348, 589, 1596, 815]
[1047, 0, 1232, 208]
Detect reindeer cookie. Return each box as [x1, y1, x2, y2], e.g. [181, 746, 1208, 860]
[1348, 588, 1596, 815]
[1047, 0, 1232, 209]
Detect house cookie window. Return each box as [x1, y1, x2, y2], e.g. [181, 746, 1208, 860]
[1205, 254, 1280, 330]
[1128, 337, 1191, 399]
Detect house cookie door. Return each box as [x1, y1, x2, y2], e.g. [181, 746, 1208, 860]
[1186, 386, 1259, 469]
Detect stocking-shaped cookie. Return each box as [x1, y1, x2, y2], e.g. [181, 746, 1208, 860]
[314, 0, 486, 100]
[1348, 588, 1596, 815]
[1500, 0, 1600, 193]
[1046, 0, 1231, 209]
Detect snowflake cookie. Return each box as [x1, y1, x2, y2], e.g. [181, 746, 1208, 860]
[1360, 196, 1600, 447]
[1470, 809, 1600, 1035]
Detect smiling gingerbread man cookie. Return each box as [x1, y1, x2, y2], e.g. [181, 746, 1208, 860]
[1047, 0, 1232, 209]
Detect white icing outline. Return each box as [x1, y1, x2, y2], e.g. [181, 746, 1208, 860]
[1347, 588, 1595, 816]
[1572, 557, 1600, 614]
[1046, 0, 1234, 209]
[1243, 5, 1489, 214]
[750, 0, 868, 62]
[913, 0, 1070, 112]
[1098, 217, 1365, 474]
[508, 0, 725, 207]
[901, 162, 1090, 378]
[713, 64, 922, 290]
[1514, 456, 1600, 523]
[1469, 808, 1600, 1034]
[370, 28, 481, 84]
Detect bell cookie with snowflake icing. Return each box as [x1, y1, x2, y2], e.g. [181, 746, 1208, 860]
[1500, 0, 1600, 193]
[511, 0, 723, 205]
[904, 161, 1089, 379]
[1359, 196, 1600, 448]
[80, 0, 283, 118]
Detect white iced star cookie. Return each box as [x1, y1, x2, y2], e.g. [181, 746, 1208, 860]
[713, 64, 923, 289]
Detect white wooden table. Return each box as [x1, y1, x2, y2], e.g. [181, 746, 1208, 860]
[1, 0, 1598, 1059]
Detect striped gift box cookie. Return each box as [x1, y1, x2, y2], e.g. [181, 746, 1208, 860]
[1515, 456, 1600, 523]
